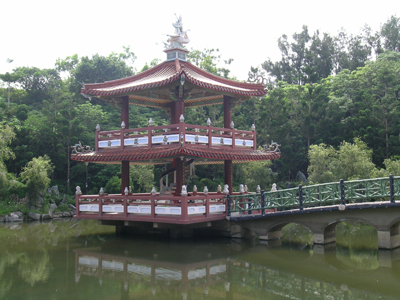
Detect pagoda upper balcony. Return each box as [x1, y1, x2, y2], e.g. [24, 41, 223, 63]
[95, 120, 256, 152]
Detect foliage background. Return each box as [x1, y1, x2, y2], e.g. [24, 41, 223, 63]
[1, 16, 400, 206]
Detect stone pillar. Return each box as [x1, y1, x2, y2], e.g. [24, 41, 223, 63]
[313, 223, 336, 244]
[258, 227, 282, 241]
[377, 226, 400, 250]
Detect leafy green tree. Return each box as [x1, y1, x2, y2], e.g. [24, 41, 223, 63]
[188, 48, 233, 78]
[0, 125, 15, 162]
[308, 138, 376, 183]
[0, 125, 17, 200]
[380, 15, 400, 52]
[62, 47, 136, 97]
[20, 155, 54, 208]
[333, 29, 372, 72]
[330, 52, 400, 163]
[104, 176, 121, 194]
[307, 143, 337, 183]
[11, 67, 61, 106]
[356, 52, 400, 159]
[234, 160, 275, 191]
[335, 138, 376, 180]
[130, 165, 154, 193]
[372, 158, 400, 177]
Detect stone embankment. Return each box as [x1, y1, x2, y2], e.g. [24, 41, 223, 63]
[0, 204, 76, 222]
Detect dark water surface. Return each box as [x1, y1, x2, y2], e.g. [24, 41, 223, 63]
[0, 220, 399, 300]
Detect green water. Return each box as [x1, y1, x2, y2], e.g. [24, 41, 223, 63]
[0, 220, 399, 300]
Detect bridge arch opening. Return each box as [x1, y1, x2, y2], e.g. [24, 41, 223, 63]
[335, 220, 378, 249]
[316, 219, 378, 247]
[281, 223, 313, 247]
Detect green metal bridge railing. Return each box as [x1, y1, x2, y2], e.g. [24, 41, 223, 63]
[227, 175, 400, 216]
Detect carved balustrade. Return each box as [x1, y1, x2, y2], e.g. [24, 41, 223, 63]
[75, 192, 227, 224]
[94, 122, 256, 151]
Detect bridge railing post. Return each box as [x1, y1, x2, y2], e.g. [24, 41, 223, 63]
[261, 190, 265, 216]
[390, 174, 395, 203]
[298, 185, 303, 211]
[227, 194, 231, 217]
[248, 195, 252, 215]
[340, 179, 345, 205]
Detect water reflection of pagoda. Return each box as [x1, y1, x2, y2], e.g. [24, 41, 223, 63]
[71, 17, 280, 237]
[74, 240, 400, 300]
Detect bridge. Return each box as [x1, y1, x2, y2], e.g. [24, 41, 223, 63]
[77, 175, 400, 249]
[227, 175, 400, 249]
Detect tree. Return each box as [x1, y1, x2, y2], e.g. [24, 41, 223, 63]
[0, 125, 15, 162]
[380, 15, 400, 52]
[235, 160, 275, 191]
[64, 48, 136, 96]
[263, 26, 337, 85]
[356, 52, 400, 159]
[20, 155, 54, 208]
[307, 138, 376, 183]
[188, 48, 233, 78]
[307, 143, 337, 183]
[11, 67, 61, 105]
[130, 165, 154, 193]
[0, 58, 17, 108]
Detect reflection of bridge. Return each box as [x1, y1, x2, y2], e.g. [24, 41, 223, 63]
[228, 176, 400, 249]
[73, 240, 400, 300]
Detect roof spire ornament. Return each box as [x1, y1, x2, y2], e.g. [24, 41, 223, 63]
[165, 14, 190, 49]
[164, 15, 190, 62]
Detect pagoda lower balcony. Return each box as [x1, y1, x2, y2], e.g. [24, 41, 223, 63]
[75, 192, 228, 225]
[95, 122, 256, 152]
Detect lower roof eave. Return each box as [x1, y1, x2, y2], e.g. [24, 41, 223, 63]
[71, 145, 280, 164]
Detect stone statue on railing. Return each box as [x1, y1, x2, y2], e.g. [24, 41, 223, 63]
[164, 15, 190, 49]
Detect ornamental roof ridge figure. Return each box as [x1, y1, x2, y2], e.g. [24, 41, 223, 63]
[165, 14, 190, 49]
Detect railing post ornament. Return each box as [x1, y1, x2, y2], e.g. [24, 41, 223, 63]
[390, 174, 395, 203]
[298, 185, 303, 211]
[261, 190, 265, 216]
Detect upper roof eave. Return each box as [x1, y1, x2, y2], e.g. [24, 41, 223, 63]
[80, 59, 267, 99]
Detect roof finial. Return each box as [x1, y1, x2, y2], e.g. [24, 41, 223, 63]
[165, 15, 190, 49]
[164, 16, 190, 62]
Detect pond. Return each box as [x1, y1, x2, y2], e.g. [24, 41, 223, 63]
[0, 220, 399, 300]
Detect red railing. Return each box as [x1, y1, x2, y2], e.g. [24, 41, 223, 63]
[75, 192, 227, 225]
[94, 122, 256, 151]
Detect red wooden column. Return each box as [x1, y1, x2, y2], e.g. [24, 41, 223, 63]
[171, 85, 185, 191]
[224, 96, 233, 191]
[175, 99, 184, 122]
[121, 96, 130, 194]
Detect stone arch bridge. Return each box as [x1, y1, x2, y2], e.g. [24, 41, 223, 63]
[227, 176, 400, 249]
[229, 202, 400, 249]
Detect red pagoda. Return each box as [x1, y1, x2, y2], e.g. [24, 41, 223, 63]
[71, 18, 280, 237]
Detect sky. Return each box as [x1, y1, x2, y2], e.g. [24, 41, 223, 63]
[0, 0, 398, 81]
